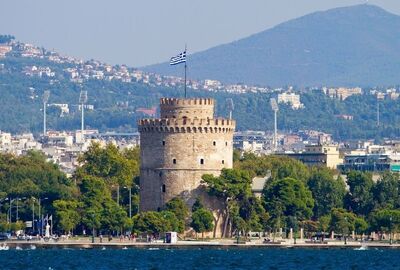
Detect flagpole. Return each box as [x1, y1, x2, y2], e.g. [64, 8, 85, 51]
[184, 44, 187, 98]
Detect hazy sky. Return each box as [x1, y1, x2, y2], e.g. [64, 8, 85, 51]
[1, 0, 399, 67]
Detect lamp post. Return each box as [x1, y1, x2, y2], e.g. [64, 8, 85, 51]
[37, 197, 48, 236]
[8, 198, 18, 224]
[389, 216, 393, 245]
[123, 186, 132, 218]
[344, 217, 348, 245]
[0, 197, 8, 216]
[15, 197, 27, 221]
[294, 216, 297, 245]
[91, 213, 95, 243]
[32, 198, 35, 232]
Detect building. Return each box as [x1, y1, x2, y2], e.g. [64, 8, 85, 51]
[278, 92, 304, 109]
[327, 87, 362, 100]
[338, 153, 400, 172]
[138, 98, 235, 236]
[251, 172, 271, 198]
[279, 144, 342, 169]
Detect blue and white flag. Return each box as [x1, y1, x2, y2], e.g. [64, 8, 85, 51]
[170, 50, 186, 65]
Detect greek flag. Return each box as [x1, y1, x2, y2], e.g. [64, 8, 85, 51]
[170, 51, 186, 65]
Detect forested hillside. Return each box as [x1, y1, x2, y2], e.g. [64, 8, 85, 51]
[1, 40, 400, 140]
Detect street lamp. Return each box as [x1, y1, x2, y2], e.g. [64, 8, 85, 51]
[344, 217, 348, 245]
[294, 216, 297, 245]
[15, 197, 27, 221]
[111, 184, 120, 205]
[0, 197, 9, 216]
[389, 216, 393, 245]
[32, 197, 48, 236]
[123, 186, 132, 218]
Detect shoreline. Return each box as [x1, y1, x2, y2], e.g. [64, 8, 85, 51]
[3, 240, 400, 249]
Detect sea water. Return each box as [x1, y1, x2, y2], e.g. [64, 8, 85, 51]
[0, 247, 399, 269]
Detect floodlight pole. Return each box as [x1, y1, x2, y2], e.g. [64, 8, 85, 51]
[274, 109, 278, 152]
[43, 102, 47, 135]
[42, 90, 50, 136]
[81, 103, 84, 138]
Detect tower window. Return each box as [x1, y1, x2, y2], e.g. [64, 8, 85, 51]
[225, 142, 228, 146]
[162, 184, 166, 193]
[173, 159, 176, 164]
[213, 141, 216, 146]
[222, 160, 225, 164]
[200, 158, 204, 165]
[162, 140, 165, 146]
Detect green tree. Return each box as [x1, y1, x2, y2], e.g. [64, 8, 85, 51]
[132, 211, 170, 235]
[165, 197, 189, 233]
[192, 197, 205, 213]
[263, 177, 314, 226]
[373, 172, 400, 209]
[191, 208, 214, 239]
[79, 175, 128, 234]
[202, 168, 251, 237]
[53, 200, 81, 234]
[307, 167, 346, 218]
[369, 209, 400, 233]
[329, 208, 368, 236]
[77, 142, 139, 189]
[345, 171, 374, 216]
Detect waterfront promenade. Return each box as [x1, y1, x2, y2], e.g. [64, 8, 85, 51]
[3, 238, 400, 249]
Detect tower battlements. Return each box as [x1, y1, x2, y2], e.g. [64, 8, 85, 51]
[160, 98, 214, 106]
[138, 117, 235, 132]
[160, 98, 215, 119]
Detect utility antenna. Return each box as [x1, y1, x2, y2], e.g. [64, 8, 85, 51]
[226, 98, 234, 120]
[79, 89, 88, 142]
[270, 98, 279, 152]
[42, 90, 50, 136]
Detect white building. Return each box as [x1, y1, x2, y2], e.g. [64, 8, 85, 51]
[278, 92, 304, 109]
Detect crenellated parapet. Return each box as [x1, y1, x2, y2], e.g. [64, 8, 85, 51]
[160, 98, 215, 119]
[138, 117, 235, 133]
[160, 98, 214, 106]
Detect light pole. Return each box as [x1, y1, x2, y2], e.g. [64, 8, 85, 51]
[270, 98, 279, 152]
[37, 197, 48, 236]
[79, 90, 88, 143]
[389, 216, 393, 245]
[32, 198, 35, 232]
[42, 90, 50, 136]
[124, 186, 132, 218]
[16, 197, 27, 221]
[0, 197, 8, 216]
[9, 198, 17, 224]
[294, 216, 297, 245]
[344, 217, 348, 245]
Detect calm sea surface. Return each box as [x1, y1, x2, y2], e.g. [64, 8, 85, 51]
[0, 247, 399, 270]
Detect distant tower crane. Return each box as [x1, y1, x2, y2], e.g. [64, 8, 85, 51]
[270, 98, 279, 152]
[42, 90, 50, 136]
[79, 90, 88, 142]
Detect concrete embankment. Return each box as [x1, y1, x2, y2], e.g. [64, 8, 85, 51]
[3, 239, 400, 249]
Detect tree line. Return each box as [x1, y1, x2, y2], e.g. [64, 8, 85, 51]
[1, 146, 400, 239]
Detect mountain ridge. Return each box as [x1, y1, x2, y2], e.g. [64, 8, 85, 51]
[143, 4, 400, 87]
